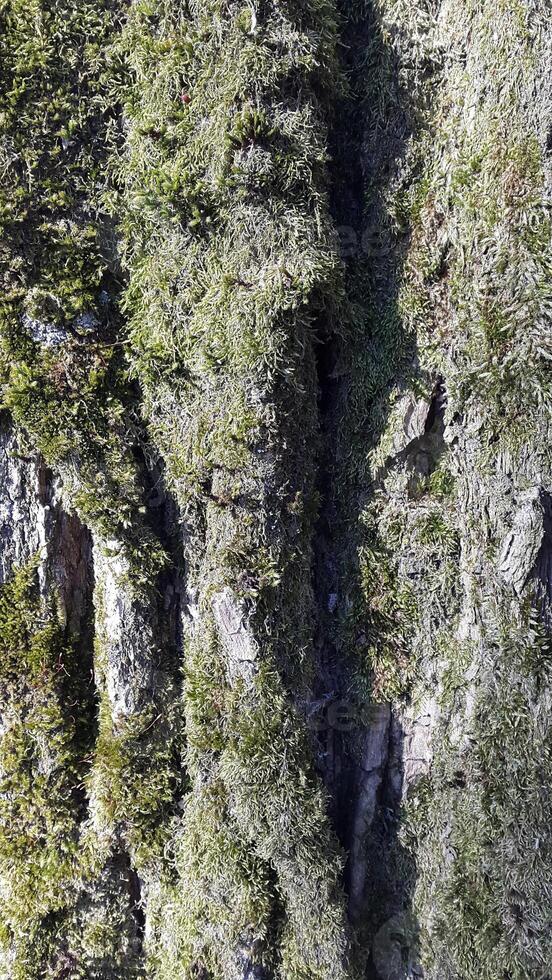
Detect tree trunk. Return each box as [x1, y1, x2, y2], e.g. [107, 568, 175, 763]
[0, 1, 551, 978]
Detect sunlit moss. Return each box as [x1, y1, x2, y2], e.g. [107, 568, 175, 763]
[0, 559, 91, 978]
[114, 1, 353, 974]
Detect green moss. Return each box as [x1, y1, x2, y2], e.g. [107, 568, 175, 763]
[340, 521, 419, 702]
[415, 511, 459, 554]
[90, 696, 183, 865]
[147, 780, 276, 980]
[0, 0, 167, 586]
[112, 1, 353, 973]
[0, 8, 177, 964]
[426, 467, 455, 499]
[0, 0, 123, 324]
[0, 559, 93, 978]
[412, 604, 552, 979]
[222, 667, 350, 978]
[377, 3, 552, 975]
[400, 10, 552, 440]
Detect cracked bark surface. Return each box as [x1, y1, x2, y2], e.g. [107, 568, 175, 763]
[0, 0, 551, 978]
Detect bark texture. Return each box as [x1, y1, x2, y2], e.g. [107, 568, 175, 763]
[0, 1, 551, 978]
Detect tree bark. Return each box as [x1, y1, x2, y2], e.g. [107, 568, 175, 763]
[0, 1, 551, 978]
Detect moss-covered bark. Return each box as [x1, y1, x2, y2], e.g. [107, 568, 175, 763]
[115, 3, 353, 976]
[0, 0, 551, 978]
[0, 3, 181, 975]
[334, 1, 552, 977]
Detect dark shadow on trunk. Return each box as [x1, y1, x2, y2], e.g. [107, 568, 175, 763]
[311, 1, 444, 973]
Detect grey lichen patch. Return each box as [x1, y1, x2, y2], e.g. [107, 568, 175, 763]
[21, 312, 69, 348]
[497, 489, 547, 596]
[212, 587, 258, 686]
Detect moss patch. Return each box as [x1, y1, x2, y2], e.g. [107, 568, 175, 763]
[0, 559, 92, 978]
